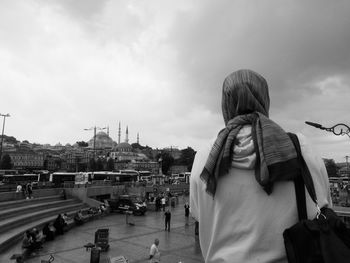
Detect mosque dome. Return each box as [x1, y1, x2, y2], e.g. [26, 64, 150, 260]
[115, 142, 133, 152]
[88, 131, 115, 149]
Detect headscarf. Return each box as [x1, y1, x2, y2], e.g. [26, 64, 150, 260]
[200, 69, 300, 196]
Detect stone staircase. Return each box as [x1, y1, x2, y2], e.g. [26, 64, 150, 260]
[0, 195, 88, 253]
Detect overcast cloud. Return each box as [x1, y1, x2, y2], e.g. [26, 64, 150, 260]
[1, 0, 350, 162]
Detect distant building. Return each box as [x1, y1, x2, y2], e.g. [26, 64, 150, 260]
[169, 164, 188, 175]
[339, 166, 350, 177]
[127, 161, 160, 174]
[8, 152, 44, 170]
[45, 155, 63, 171]
[63, 147, 97, 172]
[114, 161, 128, 171]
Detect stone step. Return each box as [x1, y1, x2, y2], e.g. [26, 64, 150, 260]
[0, 199, 79, 221]
[0, 203, 89, 253]
[0, 195, 62, 210]
[0, 203, 85, 234]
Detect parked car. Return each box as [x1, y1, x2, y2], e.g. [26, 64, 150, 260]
[108, 195, 147, 216]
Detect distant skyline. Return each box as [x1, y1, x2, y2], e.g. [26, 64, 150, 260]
[1, 0, 350, 162]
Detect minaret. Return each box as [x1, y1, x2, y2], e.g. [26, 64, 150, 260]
[137, 132, 139, 144]
[118, 122, 121, 144]
[125, 126, 129, 143]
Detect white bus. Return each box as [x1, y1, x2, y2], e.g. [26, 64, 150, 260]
[138, 171, 152, 182]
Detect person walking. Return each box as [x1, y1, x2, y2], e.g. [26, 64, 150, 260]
[190, 69, 331, 263]
[184, 202, 190, 225]
[149, 238, 161, 263]
[164, 208, 171, 232]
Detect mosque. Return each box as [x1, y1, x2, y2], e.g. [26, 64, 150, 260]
[87, 123, 148, 162]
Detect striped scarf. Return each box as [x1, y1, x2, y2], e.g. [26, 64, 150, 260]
[200, 70, 300, 196]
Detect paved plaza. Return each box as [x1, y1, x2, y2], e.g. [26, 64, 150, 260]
[1, 199, 204, 263]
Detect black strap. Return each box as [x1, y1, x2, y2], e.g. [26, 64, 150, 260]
[294, 169, 307, 220]
[287, 133, 317, 221]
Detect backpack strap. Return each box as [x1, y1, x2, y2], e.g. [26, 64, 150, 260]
[294, 167, 308, 220]
[287, 133, 318, 220]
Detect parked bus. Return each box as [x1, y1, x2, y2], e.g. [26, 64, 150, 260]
[118, 170, 139, 183]
[88, 171, 121, 184]
[0, 169, 19, 183]
[172, 172, 191, 183]
[0, 169, 19, 176]
[33, 170, 51, 182]
[2, 174, 40, 185]
[74, 172, 91, 185]
[138, 171, 152, 182]
[50, 172, 77, 187]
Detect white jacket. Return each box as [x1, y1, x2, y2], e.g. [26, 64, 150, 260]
[190, 126, 331, 263]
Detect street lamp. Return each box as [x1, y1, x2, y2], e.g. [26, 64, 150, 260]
[305, 121, 350, 139]
[0, 113, 10, 163]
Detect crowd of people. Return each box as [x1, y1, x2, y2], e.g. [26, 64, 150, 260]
[21, 214, 65, 258]
[18, 188, 189, 262]
[150, 192, 179, 212]
[21, 204, 108, 258]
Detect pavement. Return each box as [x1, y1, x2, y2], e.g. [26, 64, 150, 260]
[1, 198, 204, 263]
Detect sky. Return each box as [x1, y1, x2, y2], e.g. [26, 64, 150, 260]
[0, 0, 350, 162]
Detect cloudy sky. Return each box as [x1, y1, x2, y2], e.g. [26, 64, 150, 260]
[1, 0, 350, 162]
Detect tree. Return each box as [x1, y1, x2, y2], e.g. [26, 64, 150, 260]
[0, 154, 13, 169]
[179, 147, 197, 171]
[323, 158, 339, 177]
[158, 152, 174, 175]
[76, 141, 89, 147]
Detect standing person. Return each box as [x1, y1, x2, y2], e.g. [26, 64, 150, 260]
[184, 202, 190, 225]
[164, 208, 171, 232]
[21, 183, 27, 198]
[190, 69, 331, 263]
[149, 238, 160, 263]
[26, 182, 33, 199]
[161, 196, 166, 211]
[155, 196, 161, 212]
[157, 195, 162, 211]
